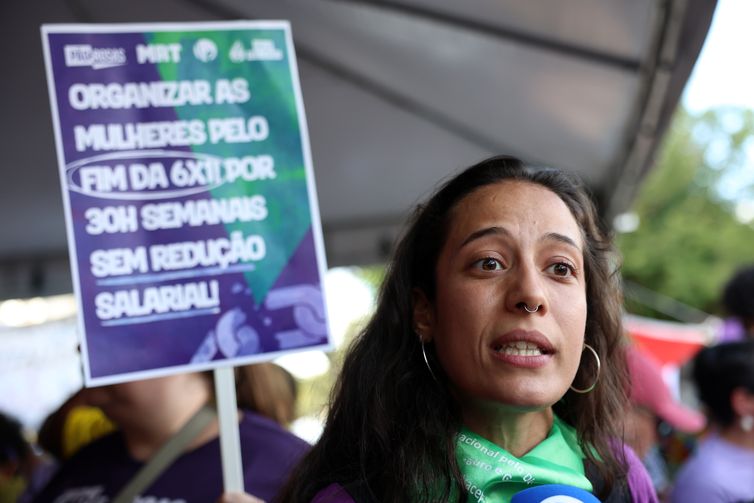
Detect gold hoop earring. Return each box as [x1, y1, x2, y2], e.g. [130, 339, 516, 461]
[418, 334, 438, 383]
[570, 343, 600, 394]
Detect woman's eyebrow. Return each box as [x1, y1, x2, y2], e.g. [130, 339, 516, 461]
[459, 226, 509, 249]
[541, 232, 582, 252]
[458, 228, 582, 253]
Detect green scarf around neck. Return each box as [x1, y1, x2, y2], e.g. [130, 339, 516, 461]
[455, 415, 592, 502]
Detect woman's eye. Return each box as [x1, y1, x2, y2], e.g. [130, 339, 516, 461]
[547, 262, 574, 277]
[474, 257, 503, 271]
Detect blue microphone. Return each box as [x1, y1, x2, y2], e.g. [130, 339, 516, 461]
[510, 484, 601, 503]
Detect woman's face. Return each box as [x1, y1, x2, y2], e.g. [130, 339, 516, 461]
[416, 180, 587, 411]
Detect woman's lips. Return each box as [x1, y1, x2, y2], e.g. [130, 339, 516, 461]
[490, 329, 554, 368]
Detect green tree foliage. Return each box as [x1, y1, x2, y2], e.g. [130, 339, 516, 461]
[618, 107, 754, 318]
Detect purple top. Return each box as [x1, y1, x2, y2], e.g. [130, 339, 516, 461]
[310, 444, 657, 502]
[32, 411, 309, 503]
[622, 443, 659, 503]
[670, 433, 754, 503]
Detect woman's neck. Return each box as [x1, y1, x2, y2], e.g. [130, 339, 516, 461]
[462, 404, 554, 458]
[120, 377, 218, 461]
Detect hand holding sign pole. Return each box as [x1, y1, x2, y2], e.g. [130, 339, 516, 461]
[42, 21, 330, 494]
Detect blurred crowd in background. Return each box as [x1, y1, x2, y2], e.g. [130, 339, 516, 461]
[1, 263, 754, 502]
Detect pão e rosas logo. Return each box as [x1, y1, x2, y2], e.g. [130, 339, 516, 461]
[64, 44, 127, 70]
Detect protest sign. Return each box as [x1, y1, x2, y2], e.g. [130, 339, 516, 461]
[42, 21, 331, 386]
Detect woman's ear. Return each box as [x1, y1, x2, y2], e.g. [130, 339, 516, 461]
[412, 288, 434, 342]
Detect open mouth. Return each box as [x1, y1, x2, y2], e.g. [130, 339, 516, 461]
[493, 341, 550, 357]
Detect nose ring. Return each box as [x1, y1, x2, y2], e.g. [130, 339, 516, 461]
[523, 304, 539, 313]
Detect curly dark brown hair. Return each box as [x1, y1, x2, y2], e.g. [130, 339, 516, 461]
[278, 155, 629, 502]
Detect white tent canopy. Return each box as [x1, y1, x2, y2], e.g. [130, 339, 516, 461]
[0, 0, 715, 299]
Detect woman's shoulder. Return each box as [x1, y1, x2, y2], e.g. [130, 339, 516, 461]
[585, 442, 657, 503]
[669, 436, 754, 503]
[615, 443, 658, 503]
[238, 410, 310, 451]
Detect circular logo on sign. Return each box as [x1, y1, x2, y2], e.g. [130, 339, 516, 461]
[193, 38, 218, 62]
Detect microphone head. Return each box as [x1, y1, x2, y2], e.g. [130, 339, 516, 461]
[510, 484, 601, 503]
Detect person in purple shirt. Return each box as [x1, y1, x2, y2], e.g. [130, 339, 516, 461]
[269, 157, 656, 502]
[31, 371, 309, 503]
[670, 340, 754, 503]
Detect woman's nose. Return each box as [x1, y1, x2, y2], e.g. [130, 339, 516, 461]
[505, 263, 546, 315]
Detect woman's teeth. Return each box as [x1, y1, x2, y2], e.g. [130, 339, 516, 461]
[496, 341, 543, 356]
